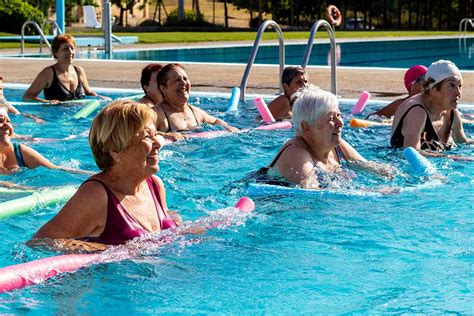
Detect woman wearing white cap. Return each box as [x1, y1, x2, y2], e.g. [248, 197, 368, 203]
[390, 60, 473, 153]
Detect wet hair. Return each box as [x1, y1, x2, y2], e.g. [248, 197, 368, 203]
[140, 63, 163, 94]
[282, 66, 306, 86]
[51, 34, 76, 59]
[89, 100, 157, 170]
[292, 86, 339, 137]
[156, 63, 186, 96]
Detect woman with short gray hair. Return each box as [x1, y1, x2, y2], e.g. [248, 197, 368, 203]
[265, 86, 395, 189]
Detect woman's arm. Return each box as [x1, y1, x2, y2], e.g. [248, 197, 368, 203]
[33, 181, 107, 240]
[193, 105, 239, 132]
[340, 139, 397, 178]
[452, 110, 474, 144]
[77, 66, 111, 101]
[23, 67, 60, 104]
[18, 144, 93, 173]
[400, 106, 427, 149]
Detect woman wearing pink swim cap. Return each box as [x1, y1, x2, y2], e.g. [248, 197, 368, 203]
[390, 60, 473, 155]
[366, 65, 427, 119]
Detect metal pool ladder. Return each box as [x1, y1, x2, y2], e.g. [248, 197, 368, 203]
[239, 20, 285, 101]
[459, 18, 474, 36]
[20, 20, 53, 54]
[301, 20, 337, 95]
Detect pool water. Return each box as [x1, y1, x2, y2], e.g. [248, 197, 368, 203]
[0, 88, 473, 314]
[7, 37, 474, 70]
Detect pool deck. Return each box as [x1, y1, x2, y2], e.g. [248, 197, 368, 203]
[1, 39, 474, 102]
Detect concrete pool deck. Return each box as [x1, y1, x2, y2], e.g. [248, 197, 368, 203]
[1, 40, 473, 102]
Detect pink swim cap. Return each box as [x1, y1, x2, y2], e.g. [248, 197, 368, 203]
[404, 65, 428, 92]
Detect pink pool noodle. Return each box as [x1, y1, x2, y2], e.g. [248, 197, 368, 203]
[164, 121, 292, 145]
[254, 97, 275, 123]
[254, 120, 292, 130]
[0, 197, 255, 293]
[234, 197, 255, 213]
[351, 91, 371, 114]
[0, 253, 99, 293]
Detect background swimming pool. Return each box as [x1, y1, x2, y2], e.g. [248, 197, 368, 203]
[0, 88, 473, 314]
[8, 37, 474, 70]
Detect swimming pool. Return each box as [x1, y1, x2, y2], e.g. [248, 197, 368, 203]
[4, 37, 474, 70]
[0, 86, 473, 313]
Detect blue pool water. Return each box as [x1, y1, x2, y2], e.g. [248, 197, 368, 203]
[0, 87, 473, 313]
[6, 37, 474, 70]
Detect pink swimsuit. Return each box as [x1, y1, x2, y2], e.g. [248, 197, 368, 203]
[82, 177, 177, 245]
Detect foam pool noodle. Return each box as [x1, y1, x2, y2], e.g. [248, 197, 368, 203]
[254, 97, 275, 123]
[351, 91, 371, 114]
[403, 147, 436, 176]
[226, 87, 240, 112]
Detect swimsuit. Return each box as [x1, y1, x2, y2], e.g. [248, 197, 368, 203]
[390, 104, 454, 151]
[161, 105, 199, 132]
[253, 142, 348, 187]
[81, 177, 177, 245]
[44, 66, 86, 101]
[13, 143, 26, 168]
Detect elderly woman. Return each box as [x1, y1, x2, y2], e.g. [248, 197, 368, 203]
[32, 100, 179, 250]
[155, 63, 238, 141]
[267, 66, 309, 120]
[391, 60, 473, 153]
[266, 87, 394, 189]
[367, 65, 427, 119]
[138, 63, 164, 107]
[23, 34, 110, 104]
[0, 105, 85, 175]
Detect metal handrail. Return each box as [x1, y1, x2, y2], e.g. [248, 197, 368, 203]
[239, 20, 285, 101]
[301, 20, 337, 95]
[39, 19, 62, 53]
[459, 18, 474, 37]
[21, 20, 52, 54]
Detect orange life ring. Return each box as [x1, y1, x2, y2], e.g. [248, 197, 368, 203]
[326, 5, 342, 27]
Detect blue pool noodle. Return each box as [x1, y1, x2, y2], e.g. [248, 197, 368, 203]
[403, 147, 436, 176]
[226, 87, 240, 112]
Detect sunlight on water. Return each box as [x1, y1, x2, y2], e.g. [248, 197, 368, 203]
[0, 88, 472, 314]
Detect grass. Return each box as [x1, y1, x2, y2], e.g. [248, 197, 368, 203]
[0, 30, 459, 49]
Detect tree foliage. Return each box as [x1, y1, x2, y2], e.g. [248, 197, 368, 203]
[229, 0, 474, 29]
[0, 0, 45, 34]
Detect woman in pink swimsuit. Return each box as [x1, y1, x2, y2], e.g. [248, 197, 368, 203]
[31, 100, 180, 251]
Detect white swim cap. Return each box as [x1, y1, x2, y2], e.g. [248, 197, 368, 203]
[425, 60, 462, 90]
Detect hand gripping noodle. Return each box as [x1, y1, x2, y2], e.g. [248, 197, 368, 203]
[351, 91, 371, 114]
[254, 97, 275, 123]
[226, 87, 240, 112]
[403, 147, 436, 176]
[0, 197, 255, 293]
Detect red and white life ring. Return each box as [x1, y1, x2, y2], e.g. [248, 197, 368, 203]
[326, 5, 342, 27]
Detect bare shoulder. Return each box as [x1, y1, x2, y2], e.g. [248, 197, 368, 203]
[151, 174, 164, 187]
[73, 178, 108, 203]
[75, 65, 86, 75]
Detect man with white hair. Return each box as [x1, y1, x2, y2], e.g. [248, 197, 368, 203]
[391, 60, 473, 152]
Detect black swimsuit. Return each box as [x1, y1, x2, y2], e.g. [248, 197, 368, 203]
[252, 142, 347, 187]
[161, 105, 199, 132]
[390, 104, 454, 151]
[44, 66, 85, 101]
